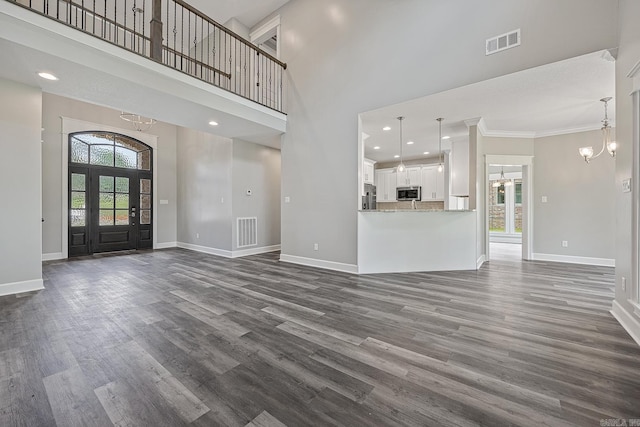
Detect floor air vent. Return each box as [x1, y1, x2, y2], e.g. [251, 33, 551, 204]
[237, 217, 258, 248]
[486, 29, 520, 55]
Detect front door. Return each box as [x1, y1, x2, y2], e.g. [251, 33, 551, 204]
[68, 132, 153, 256]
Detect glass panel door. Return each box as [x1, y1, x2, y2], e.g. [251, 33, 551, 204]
[91, 168, 137, 254]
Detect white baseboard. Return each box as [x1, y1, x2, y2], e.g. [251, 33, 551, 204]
[232, 245, 281, 257]
[156, 242, 177, 250]
[280, 254, 358, 274]
[611, 300, 640, 347]
[476, 254, 486, 270]
[531, 253, 615, 267]
[177, 242, 281, 259]
[42, 252, 64, 261]
[177, 242, 233, 258]
[0, 278, 44, 297]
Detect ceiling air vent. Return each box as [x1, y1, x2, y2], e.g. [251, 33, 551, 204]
[486, 29, 520, 56]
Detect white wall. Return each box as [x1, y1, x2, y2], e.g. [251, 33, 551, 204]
[613, 0, 640, 344]
[358, 211, 477, 274]
[231, 139, 281, 251]
[0, 78, 43, 295]
[533, 130, 615, 263]
[265, 0, 618, 266]
[41, 93, 178, 256]
[177, 128, 233, 251]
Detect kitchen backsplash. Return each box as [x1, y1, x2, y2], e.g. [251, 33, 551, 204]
[377, 201, 445, 211]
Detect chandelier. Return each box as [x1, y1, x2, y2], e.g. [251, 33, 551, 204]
[578, 97, 616, 163]
[120, 112, 156, 132]
[492, 167, 512, 188]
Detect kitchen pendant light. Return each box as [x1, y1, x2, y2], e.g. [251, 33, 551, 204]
[436, 118, 444, 172]
[578, 97, 616, 163]
[397, 116, 406, 173]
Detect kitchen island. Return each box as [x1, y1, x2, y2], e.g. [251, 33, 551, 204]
[357, 210, 479, 274]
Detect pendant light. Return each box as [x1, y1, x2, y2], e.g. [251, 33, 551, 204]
[578, 97, 616, 163]
[396, 116, 406, 173]
[492, 167, 512, 187]
[436, 118, 444, 172]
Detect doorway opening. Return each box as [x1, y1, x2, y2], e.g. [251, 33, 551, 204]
[485, 156, 533, 263]
[68, 132, 153, 256]
[489, 165, 522, 243]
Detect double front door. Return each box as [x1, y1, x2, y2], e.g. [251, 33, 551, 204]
[69, 166, 152, 256]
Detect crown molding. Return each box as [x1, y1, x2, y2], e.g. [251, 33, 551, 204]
[464, 117, 483, 128]
[629, 58, 640, 93]
[481, 129, 536, 139]
[627, 58, 640, 79]
[534, 123, 611, 139]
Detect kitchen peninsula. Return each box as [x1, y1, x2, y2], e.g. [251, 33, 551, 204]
[358, 116, 480, 274]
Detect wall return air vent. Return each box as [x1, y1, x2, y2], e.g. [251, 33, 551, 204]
[486, 29, 520, 55]
[237, 217, 258, 248]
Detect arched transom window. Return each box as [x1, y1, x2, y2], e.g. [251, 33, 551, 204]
[70, 132, 151, 170]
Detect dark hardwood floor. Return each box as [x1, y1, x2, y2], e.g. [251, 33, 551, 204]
[1, 248, 638, 426]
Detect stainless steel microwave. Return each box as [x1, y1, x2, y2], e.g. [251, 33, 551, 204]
[397, 186, 421, 201]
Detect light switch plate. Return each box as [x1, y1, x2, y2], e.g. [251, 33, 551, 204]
[284, 196, 291, 203]
[541, 196, 548, 203]
[623, 178, 631, 193]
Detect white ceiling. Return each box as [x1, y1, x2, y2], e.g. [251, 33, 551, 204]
[362, 50, 616, 163]
[188, 0, 290, 29]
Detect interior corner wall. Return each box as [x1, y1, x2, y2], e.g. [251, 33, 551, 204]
[613, 0, 640, 335]
[41, 93, 178, 256]
[176, 127, 233, 251]
[533, 130, 615, 261]
[272, 0, 618, 267]
[231, 139, 281, 251]
[0, 78, 43, 293]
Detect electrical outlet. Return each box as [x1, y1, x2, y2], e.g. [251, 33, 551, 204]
[196, 233, 200, 239]
[313, 243, 319, 251]
[562, 240, 568, 248]
[221, 197, 224, 203]
[541, 196, 548, 203]
[623, 178, 631, 193]
[622, 277, 627, 292]
[285, 196, 291, 203]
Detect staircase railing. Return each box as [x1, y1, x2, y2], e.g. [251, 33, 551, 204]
[7, 0, 287, 113]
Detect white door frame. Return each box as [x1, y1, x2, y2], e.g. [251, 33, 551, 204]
[60, 117, 159, 259]
[485, 155, 534, 261]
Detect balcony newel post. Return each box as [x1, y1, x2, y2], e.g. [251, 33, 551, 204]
[150, 0, 163, 61]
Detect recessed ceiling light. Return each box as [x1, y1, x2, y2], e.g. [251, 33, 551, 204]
[442, 136, 451, 140]
[407, 141, 414, 145]
[423, 151, 430, 155]
[208, 121, 219, 126]
[383, 126, 391, 131]
[394, 155, 400, 158]
[38, 72, 58, 81]
[373, 146, 380, 150]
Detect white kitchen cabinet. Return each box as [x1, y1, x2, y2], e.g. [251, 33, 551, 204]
[396, 167, 421, 186]
[363, 159, 375, 185]
[451, 139, 469, 197]
[421, 166, 445, 201]
[375, 169, 397, 202]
